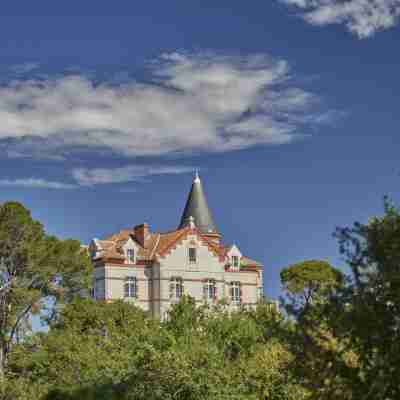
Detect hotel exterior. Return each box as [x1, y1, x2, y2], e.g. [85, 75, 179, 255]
[89, 173, 263, 319]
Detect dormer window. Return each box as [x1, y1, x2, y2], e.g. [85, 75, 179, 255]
[188, 247, 197, 264]
[232, 256, 240, 269]
[126, 248, 135, 264]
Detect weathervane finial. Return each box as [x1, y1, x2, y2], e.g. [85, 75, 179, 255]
[194, 169, 200, 183]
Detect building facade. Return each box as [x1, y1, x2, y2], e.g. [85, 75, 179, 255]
[89, 173, 263, 319]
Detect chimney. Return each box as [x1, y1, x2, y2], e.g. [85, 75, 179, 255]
[134, 223, 150, 247]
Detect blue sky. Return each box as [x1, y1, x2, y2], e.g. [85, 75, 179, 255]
[0, 1, 399, 300]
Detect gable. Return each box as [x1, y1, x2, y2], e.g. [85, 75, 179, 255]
[158, 231, 225, 272]
[157, 227, 223, 260]
[122, 236, 137, 251]
[226, 244, 242, 258]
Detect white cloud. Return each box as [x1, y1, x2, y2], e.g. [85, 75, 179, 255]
[72, 165, 194, 186]
[0, 178, 76, 190]
[281, 0, 400, 38]
[0, 52, 328, 159]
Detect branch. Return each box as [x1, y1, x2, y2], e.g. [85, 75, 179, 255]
[6, 302, 34, 353]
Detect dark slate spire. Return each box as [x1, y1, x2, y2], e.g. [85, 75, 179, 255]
[178, 171, 219, 234]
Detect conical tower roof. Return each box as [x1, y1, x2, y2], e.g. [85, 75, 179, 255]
[178, 172, 219, 234]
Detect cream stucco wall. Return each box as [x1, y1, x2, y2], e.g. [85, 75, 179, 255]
[94, 234, 261, 319]
[157, 234, 225, 318]
[95, 264, 152, 313]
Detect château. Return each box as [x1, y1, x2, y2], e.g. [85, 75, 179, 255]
[89, 173, 263, 319]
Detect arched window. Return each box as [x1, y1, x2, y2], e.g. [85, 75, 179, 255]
[126, 248, 135, 264]
[203, 279, 217, 301]
[124, 276, 137, 298]
[229, 281, 241, 305]
[169, 277, 184, 300]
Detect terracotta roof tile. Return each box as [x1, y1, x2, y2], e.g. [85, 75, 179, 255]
[156, 227, 191, 257]
[105, 229, 132, 242]
[95, 226, 262, 269]
[241, 256, 262, 268]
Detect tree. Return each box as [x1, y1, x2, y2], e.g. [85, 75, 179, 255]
[7, 298, 164, 399]
[5, 298, 309, 400]
[163, 295, 207, 337]
[280, 260, 358, 399]
[280, 259, 344, 317]
[334, 198, 400, 399]
[0, 201, 92, 377]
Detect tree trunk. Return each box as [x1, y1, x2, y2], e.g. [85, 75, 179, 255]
[0, 344, 4, 378]
[0, 338, 9, 379]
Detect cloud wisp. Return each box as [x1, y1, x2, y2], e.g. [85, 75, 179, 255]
[0, 52, 328, 160]
[0, 165, 194, 190]
[0, 178, 77, 190]
[280, 0, 400, 38]
[72, 165, 194, 186]
[9, 62, 41, 75]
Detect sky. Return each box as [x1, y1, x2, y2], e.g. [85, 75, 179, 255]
[0, 1, 399, 300]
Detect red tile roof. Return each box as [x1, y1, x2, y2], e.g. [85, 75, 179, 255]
[95, 225, 262, 270]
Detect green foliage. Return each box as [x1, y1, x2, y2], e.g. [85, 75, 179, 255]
[5, 298, 307, 400]
[0, 201, 92, 376]
[280, 259, 343, 316]
[4, 198, 400, 399]
[9, 299, 164, 392]
[334, 197, 400, 399]
[163, 295, 207, 337]
[279, 259, 358, 399]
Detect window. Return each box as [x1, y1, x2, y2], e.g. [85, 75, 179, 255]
[126, 248, 135, 264]
[124, 277, 137, 298]
[232, 256, 240, 269]
[203, 279, 217, 301]
[188, 247, 197, 264]
[230, 281, 241, 305]
[170, 277, 184, 300]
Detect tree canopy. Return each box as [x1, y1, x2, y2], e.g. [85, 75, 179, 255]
[0, 201, 92, 377]
[280, 259, 343, 316]
[2, 198, 400, 399]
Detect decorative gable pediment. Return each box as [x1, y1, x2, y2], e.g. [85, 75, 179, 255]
[158, 228, 222, 260]
[226, 244, 242, 270]
[122, 236, 138, 264]
[155, 228, 226, 275]
[227, 244, 242, 258]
